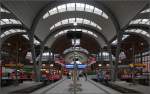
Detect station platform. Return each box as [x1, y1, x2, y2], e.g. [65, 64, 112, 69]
[1, 81, 42, 94]
[31, 78, 121, 94]
[1, 78, 150, 94]
[109, 81, 150, 94]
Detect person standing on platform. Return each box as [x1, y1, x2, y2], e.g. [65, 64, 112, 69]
[82, 71, 87, 81]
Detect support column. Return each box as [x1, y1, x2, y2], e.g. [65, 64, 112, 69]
[107, 44, 114, 81]
[37, 44, 45, 82]
[100, 48, 103, 63]
[28, 32, 38, 82]
[0, 32, 2, 87]
[114, 32, 123, 81]
[48, 50, 51, 80]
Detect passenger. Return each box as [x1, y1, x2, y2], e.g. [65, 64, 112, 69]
[67, 73, 70, 79]
[82, 71, 87, 81]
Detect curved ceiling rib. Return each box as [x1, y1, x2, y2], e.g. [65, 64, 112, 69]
[43, 3, 109, 20]
[54, 28, 98, 38]
[140, 8, 150, 13]
[0, 29, 26, 38]
[130, 19, 150, 25]
[44, 25, 108, 48]
[125, 29, 150, 38]
[1, 29, 40, 45]
[0, 18, 22, 25]
[47, 33, 102, 50]
[0, 7, 10, 13]
[0, 6, 41, 45]
[50, 18, 102, 31]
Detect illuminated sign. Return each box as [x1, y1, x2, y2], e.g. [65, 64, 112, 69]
[4, 63, 24, 67]
[129, 63, 146, 67]
[65, 64, 87, 69]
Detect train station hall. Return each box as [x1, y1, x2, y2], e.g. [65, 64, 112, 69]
[0, 0, 150, 94]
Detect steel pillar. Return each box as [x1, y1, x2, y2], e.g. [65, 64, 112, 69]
[37, 45, 45, 82]
[28, 32, 39, 82]
[114, 32, 123, 81]
[107, 44, 115, 81]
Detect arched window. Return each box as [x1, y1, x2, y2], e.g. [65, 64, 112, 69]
[50, 18, 102, 31]
[0, 19, 22, 25]
[1, 29, 26, 38]
[125, 29, 150, 38]
[54, 28, 98, 38]
[43, 3, 108, 19]
[130, 19, 150, 25]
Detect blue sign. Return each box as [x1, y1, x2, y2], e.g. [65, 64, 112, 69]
[65, 64, 87, 69]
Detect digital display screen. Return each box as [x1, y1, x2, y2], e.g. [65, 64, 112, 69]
[65, 64, 87, 69]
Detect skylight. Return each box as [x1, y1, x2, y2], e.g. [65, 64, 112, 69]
[72, 39, 80, 46]
[63, 47, 89, 54]
[1, 29, 26, 38]
[0, 7, 10, 13]
[141, 8, 150, 13]
[125, 29, 150, 38]
[43, 3, 108, 19]
[54, 29, 98, 38]
[0, 19, 22, 25]
[50, 18, 102, 31]
[130, 19, 150, 25]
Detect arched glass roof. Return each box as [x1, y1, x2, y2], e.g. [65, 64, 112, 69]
[0, 29, 26, 38]
[63, 47, 89, 54]
[0, 19, 22, 25]
[54, 28, 98, 38]
[43, 3, 108, 19]
[141, 8, 150, 13]
[125, 29, 150, 38]
[130, 19, 150, 25]
[50, 18, 102, 31]
[0, 7, 10, 13]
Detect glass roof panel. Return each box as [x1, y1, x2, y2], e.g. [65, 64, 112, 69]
[54, 28, 98, 38]
[49, 7, 57, 15]
[67, 3, 75, 11]
[94, 7, 102, 15]
[76, 3, 85, 11]
[50, 18, 102, 31]
[130, 19, 150, 25]
[43, 12, 49, 19]
[55, 21, 62, 27]
[1, 29, 26, 38]
[0, 7, 10, 13]
[76, 18, 83, 23]
[83, 19, 91, 24]
[57, 4, 66, 12]
[43, 3, 109, 19]
[61, 19, 69, 24]
[85, 4, 94, 12]
[125, 29, 150, 38]
[141, 8, 150, 13]
[69, 18, 75, 23]
[0, 19, 21, 25]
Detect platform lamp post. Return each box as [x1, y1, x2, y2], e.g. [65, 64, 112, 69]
[67, 29, 82, 94]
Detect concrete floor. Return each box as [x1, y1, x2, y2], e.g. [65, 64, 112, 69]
[1, 81, 42, 94]
[31, 79, 121, 94]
